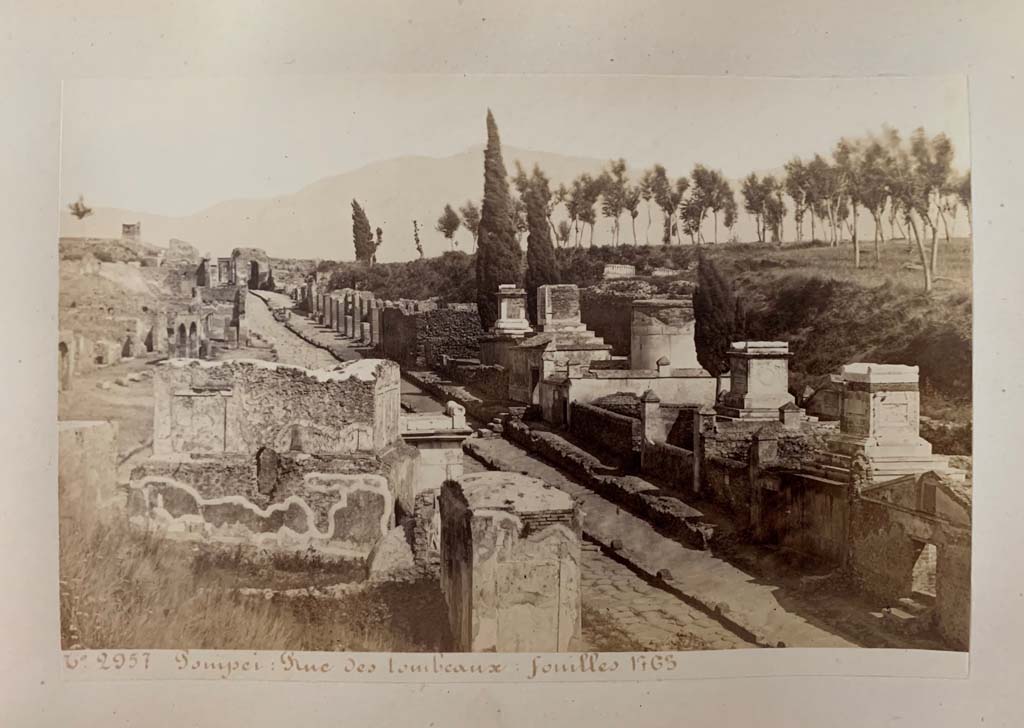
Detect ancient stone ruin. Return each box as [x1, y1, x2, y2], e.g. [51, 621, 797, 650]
[440, 471, 582, 652]
[129, 358, 413, 559]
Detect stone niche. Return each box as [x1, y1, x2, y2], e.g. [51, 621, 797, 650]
[629, 298, 700, 370]
[827, 363, 960, 483]
[152, 358, 402, 457]
[440, 472, 582, 653]
[716, 341, 796, 419]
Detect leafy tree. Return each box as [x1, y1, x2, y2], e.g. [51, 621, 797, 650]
[741, 173, 767, 242]
[599, 158, 629, 245]
[858, 138, 893, 265]
[436, 203, 462, 250]
[650, 165, 688, 244]
[834, 138, 866, 266]
[68, 195, 93, 220]
[910, 127, 956, 281]
[743, 173, 786, 243]
[352, 199, 377, 264]
[693, 253, 741, 396]
[784, 158, 811, 243]
[807, 155, 839, 244]
[412, 220, 424, 258]
[459, 200, 481, 248]
[764, 176, 787, 243]
[638, 169, 655, 244]
[556, 220, 572, 246]
[522, 165, 561, 324]
[686, 164, 733, 244]
[570, 173, 604, 246]
[624, 184, 641, 245]
[722, 193, 739, 242]
[475, 110, 522, 329]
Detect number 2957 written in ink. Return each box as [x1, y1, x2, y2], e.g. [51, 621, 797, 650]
[63, 652, 151, 671]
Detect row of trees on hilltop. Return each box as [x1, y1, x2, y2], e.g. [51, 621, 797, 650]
[352, 113, 969, 299]
[779, 127, 970, 291]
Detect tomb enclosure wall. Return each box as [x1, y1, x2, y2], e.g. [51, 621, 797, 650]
[151, 358, 401, 457]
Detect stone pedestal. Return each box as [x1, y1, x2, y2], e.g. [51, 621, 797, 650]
[490, 284, 533, 337]
[716, 341, 796, 420]
[440, 472, 582, 653]
[826, 363, 958, 483]
[629, 298, 700, 370]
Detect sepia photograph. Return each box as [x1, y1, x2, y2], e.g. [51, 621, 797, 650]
[56, 73, 972, 658]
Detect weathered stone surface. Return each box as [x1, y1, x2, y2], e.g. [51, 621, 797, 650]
[440, 471, 582, 653]
[59, 420, 120, 521]
[368, 525, 417, 581]
[629, 298, 699, 370]
[152, 358, 401, 457]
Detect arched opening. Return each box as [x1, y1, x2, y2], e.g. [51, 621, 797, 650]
[912, 542, 938, 598]
[176, 324, 187, 358]
[58, 341, 71, 391]
[248, 260, 260, 289]
[121, 336, 134, 358]
[188, 322, 199, 358]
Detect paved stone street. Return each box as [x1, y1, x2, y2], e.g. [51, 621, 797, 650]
[581, 541, 752, 651]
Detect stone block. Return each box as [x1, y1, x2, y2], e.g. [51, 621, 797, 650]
[59, 420, 120, 521]
[440, 472, 582, 652]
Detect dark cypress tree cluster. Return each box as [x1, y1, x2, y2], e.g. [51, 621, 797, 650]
[475, 110, 522, 330]
[693, 252, 742, 393]
[522, 166, 560, 324]
[352, 199, 375, 264]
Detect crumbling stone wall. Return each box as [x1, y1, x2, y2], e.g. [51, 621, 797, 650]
[569, 402, 641, 464]
[153, 358, 401, 457]
[444, 362, 509, 402]
[128, 444, 417, 559]
[642, 441, 694, 492]
[379, 306, 483, 368]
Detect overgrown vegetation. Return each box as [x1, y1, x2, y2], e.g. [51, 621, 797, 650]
[60, 518, 450, 651]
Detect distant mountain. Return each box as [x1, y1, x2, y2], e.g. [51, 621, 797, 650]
[59, 145, 610, 263]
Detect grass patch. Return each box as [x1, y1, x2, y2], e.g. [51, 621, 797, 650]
[60, 517, 450, 652]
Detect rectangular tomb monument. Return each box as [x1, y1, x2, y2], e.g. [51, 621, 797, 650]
[440, 471, 582, 653]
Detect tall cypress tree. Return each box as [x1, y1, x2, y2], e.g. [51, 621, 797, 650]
[693, 252, 739, 395]
[523, 166, 560, 325]
[475, 110, 522, 329]
[352, 199, 374, 263]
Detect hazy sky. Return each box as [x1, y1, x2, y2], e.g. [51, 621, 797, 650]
[60, 75, 970, 217]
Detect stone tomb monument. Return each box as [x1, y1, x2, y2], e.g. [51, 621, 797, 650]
[480, 283, 533, 369]
[629, 298, 701, 371]
[716, 341, 797, 419]
[440, 471, 582, 653]
[826, 363, 962, 484]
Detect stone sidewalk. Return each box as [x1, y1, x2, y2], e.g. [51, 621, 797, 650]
[467, 435, 856, 649]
